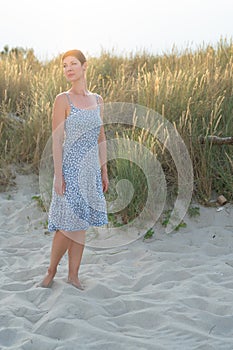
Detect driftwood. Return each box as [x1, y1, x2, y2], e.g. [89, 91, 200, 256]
[199, 136, 233, 145]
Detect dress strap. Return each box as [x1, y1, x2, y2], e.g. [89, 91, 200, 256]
[95, 93, 100, 105]
[65, 92, 72, 106]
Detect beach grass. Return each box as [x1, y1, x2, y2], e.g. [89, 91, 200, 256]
[0, 38, 232, 222]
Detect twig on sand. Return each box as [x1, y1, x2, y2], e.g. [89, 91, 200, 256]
[209, 325, 216, 334]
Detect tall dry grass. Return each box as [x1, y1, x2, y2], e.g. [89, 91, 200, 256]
[0, 39, 232, 217]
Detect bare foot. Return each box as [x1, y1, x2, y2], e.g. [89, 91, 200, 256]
[39, 268, 56, 288]
[67, 277, 84, 290]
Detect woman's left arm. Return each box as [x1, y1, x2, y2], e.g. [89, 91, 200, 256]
[98, 96, 109, 193]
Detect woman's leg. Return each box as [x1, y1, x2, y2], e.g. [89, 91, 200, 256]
[41, 230, 71, 287]
[67, 230, 86, 289]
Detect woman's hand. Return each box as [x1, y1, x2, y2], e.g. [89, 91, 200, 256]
[101, 171, 109, 193]
[54, 174, 66, 196]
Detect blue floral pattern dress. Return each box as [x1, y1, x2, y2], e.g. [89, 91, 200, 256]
[47, 92, 108, 233]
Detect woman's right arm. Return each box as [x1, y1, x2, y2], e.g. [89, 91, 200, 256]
[52, 94, 67, 195]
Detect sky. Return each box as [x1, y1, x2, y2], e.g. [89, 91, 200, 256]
[1, 0, 233, 61]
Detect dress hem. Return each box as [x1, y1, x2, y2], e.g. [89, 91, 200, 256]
[47, 221, 108, 233]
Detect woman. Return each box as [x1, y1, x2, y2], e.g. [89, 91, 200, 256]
[41, 50, 109, 290]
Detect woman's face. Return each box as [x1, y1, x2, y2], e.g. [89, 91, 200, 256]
[63, 56, 86, 82]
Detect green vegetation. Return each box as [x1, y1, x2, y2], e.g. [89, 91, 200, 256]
[187, 206, 200, 218]
[161, 209, 187, 231]
[31, 194, 47, 212]
[0, 39, 232, 227]
[143, 228, 155, 240]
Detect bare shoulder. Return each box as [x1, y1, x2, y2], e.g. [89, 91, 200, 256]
[54, 92, 68, 106]
[52, 92, 69, 125]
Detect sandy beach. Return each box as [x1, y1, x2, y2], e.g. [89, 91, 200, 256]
[0, 168, 233, 350]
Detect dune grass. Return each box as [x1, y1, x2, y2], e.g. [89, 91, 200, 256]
[0, 39, 232, 222]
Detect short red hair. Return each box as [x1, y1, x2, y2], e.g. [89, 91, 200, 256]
[62, 50, 86, 65]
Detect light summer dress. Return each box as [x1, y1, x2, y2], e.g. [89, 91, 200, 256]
[47, 92, 108, 239]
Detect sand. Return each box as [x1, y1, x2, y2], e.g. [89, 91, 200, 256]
[0, 169, 233, 350]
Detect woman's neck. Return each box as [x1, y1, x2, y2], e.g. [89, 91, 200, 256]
[70, 80, 89, 96]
